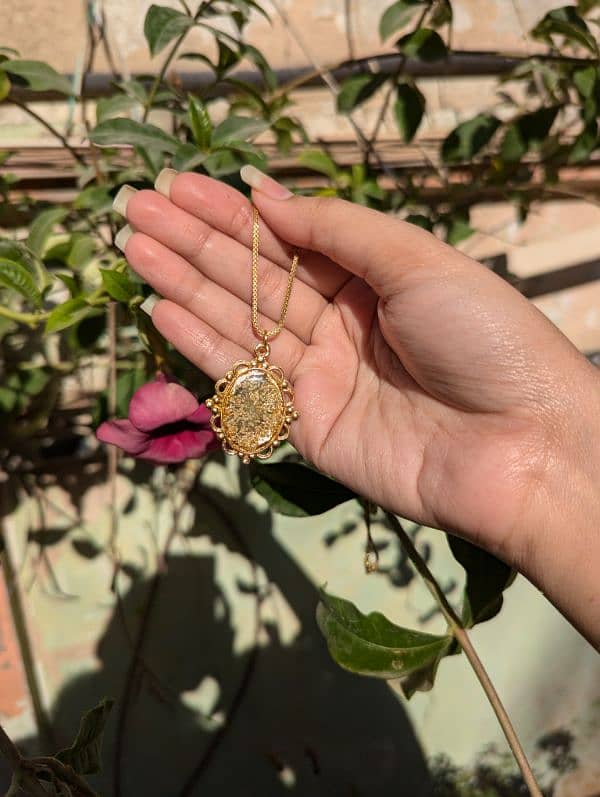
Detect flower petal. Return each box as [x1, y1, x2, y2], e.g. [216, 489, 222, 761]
[140, 429, 219, 464]
[129, 378, 199, 432]
[186, 403, 213, 425]
[96, 419, 150, 455]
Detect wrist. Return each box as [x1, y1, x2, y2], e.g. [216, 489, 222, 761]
[524, 361, 600, 647]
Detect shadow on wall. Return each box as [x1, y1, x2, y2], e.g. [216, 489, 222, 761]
[46, 486, 433, 797]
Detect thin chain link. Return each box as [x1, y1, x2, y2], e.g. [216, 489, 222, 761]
[251, 206, 298, 341]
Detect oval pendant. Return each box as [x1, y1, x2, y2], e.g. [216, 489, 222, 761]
[206, 342, 299, 463]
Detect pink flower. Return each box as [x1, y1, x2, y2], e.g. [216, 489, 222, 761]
[96, 374, 219, 464]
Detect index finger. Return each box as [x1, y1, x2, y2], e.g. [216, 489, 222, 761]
[154, 169, 350, 299]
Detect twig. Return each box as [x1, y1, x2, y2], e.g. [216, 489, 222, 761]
[0, 484, 56, 751]
[269, 0, 405, 191]
[343, 0, 356, 61]
[269, 0, 370, 154]
[385, 513, 543, 797]
[106, 302, 120, 586]
[0, 723, 48, 797]
[369, 3, 431, 146]
[0, 306, 49, 326]
[8, 99, 87, 166]
[142, 4, 202, 123]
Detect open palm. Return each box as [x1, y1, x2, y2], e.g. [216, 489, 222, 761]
[116, 170, 597, 575]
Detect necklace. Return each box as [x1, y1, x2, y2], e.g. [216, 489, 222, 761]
[206, 206, 300, 464]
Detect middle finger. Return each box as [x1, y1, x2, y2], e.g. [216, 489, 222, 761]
[117, 188, 327, 345]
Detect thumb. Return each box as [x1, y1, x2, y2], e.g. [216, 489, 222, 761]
[240, 165, 472, 298]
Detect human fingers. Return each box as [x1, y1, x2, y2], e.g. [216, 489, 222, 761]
[153, 168, 350, 299]
[148, 298, 249, 381]
[119, 230, 305, 377]
[240, 165, 473, 299]
[113, 186, 326, 345]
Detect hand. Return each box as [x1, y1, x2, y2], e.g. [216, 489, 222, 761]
[113, 166, 600, 647]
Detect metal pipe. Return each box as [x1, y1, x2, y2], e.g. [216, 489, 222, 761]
[5, 50, 595, 103]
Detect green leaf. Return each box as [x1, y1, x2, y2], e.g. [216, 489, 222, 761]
[429, 0, 453, 27]
[394, 82, 425, 142]
[250, 461, 357, 516]
[212, 115, 269, 146]
[0, 69, 10, 101]
[96, 93, 140, 124]
[56, 698, 114, 775]
[116, 366, 148, 416]
[568, 121, 598, 163]
[56, 271, 80, 297]
[405, 213, 433, 231]
[143, 4, 194, 56]
[446, 212, 474, 245]
[578, 0, 600, 12]
[172, 142, 208, 172]
[89, 118, 180, 154]
[3, 59, 73, 94]
[67, 233, 96, 268]
[447, 536, 515, 627]
[216, 40, 240, 75]
[73, 185, 113, 213]
[45, 297, 91, 334]
[379, 0, 425, 40]
[531, 6, 598, 54]
[337, 73, 387, 113]
[203, 149, 246, 177]
[188, 94, 212, 150]
[0, 258, 42, 307]
[0, 238, 49, 291]
[100, 269, 137, 302]
[27, 207, 68, 256]
[500, 106, 560, 162]
[317, 590, 453, 679]
[397, 28, 448, 61]
[297, 149, 339, 180]
[442, 113, 500, 163]
[573, 64, 598, 99]
[241, 43, 277, 91]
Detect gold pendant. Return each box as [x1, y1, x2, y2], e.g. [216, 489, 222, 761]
[206, 340, 299, 464]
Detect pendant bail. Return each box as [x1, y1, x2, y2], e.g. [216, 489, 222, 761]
[254, 337, 270, 363]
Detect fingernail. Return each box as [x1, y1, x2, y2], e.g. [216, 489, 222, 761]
[140, 294, 160, 317]
[240, 165, 292, 200]
[113, 185, 137, 216]
[114, 224, 133, 252]
[155, 167, 178, 198]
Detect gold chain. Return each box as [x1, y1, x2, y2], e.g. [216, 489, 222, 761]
[251, 206, 298, 341]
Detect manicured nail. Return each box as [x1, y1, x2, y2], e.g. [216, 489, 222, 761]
[114, 224, 133, 252]
[155, 167, 178, 198]
[140, 294, 160, 317]
[113, 185, 137, 216]
[240, 165, 292, 200]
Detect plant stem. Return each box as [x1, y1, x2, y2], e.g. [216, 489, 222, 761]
[0, 723, 48, 797]
[0, 306, 49, 326]
[142, 6, 201, 123]
[9, 99, 87, 167]
[368, 2, 431, 146]
[106, 302, 120, 580]
[385, 513, 543, 797]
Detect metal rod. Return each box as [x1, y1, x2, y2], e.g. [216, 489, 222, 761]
[5, 50, 596, 103]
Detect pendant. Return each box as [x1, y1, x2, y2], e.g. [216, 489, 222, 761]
[206, 340, 299, 464]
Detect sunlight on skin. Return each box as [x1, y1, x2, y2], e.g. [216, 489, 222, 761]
[111, 168, 600, 649]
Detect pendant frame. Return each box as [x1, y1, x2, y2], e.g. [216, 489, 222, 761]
[206, 341, 299, 464]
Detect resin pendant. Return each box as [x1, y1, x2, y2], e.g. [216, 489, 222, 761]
[206, 341, 299, 464]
